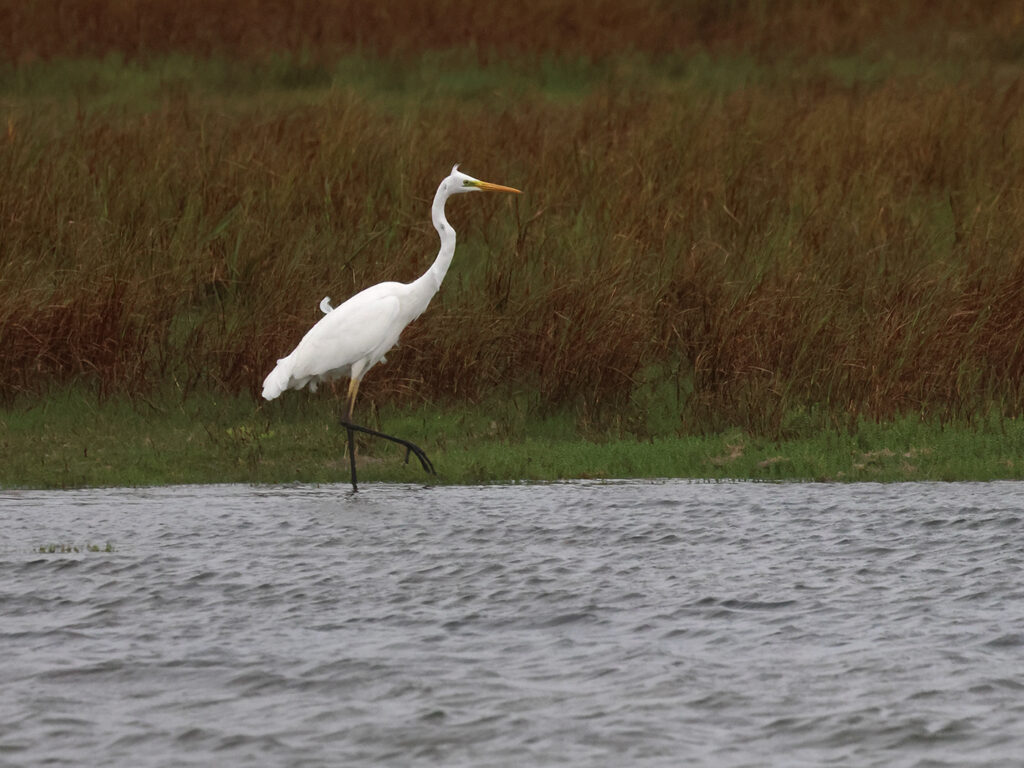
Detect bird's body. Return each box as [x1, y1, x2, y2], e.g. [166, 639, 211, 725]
[262, 166, 520, 428]
[262, 279, 418, 400]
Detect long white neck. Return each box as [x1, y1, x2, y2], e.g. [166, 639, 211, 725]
[410, 180, 457, 302]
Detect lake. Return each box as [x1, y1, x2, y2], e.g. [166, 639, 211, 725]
[2, 481, 1022, 766]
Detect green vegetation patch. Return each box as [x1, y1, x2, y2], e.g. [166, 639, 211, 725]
[36, 542, 115, 554]
[3, 391, 1024, 488]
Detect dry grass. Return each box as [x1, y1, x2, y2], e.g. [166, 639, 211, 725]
[3, 1, 1024, 435]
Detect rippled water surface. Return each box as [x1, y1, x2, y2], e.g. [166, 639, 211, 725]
[2, 481, 1023, 766]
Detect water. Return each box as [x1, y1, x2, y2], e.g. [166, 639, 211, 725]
[1, 481, 1022, 767]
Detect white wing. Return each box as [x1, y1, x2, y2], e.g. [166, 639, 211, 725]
[288, 284, 404, 382]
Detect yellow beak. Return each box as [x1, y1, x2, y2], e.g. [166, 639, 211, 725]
[470, 180, 522, 194]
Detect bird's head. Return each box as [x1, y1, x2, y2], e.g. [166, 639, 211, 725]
[444, 164, 522, 196]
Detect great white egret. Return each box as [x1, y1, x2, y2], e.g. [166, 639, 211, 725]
[262, 165, 521, 490]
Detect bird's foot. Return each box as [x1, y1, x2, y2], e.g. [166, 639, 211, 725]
[339, 419, 436, 476]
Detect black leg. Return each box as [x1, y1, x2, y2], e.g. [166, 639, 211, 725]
[339, 418, 436, 478]
[346, 424, 358, 492]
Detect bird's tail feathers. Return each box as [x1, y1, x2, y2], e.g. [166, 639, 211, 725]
[261, 354, 295, 400]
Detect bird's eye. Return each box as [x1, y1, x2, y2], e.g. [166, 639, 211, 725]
[462, 180, 473, 187]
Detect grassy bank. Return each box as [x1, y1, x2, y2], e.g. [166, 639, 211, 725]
[3, 390, 1024, 488]
[3, 2, 1024, 484]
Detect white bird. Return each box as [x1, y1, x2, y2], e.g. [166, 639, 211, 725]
[261, 165, 521, 488]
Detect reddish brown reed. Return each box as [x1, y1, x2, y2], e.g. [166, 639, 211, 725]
[2, 0, 1022, 63]
[4, 49, 1024, 432]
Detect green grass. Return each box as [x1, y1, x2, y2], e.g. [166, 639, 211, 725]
[3, 389, 1024, 488]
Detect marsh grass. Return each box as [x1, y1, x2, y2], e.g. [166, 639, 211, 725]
[3, 1, 1024, 451]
